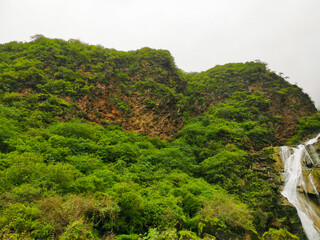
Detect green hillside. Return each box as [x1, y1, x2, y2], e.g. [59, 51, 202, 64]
[0, 36, 319, 240]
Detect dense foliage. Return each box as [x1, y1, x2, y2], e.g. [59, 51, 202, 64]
[0, 36, 314, 239]
[287, 111, 320, 145]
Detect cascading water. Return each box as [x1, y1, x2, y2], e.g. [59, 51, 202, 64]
[280, 133, 320, 240]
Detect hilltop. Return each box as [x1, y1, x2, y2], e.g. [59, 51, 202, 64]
[0, 36, 316, 141]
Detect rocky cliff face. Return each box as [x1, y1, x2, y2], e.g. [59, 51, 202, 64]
[68, 61, 316, 143]
[1, 37, 316, 142]
[185, 63, 317, 143]
[268, 90, 316, 142]
[64, 48, 187, 139]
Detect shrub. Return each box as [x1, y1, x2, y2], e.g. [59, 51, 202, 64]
[261, 228, 299, 240]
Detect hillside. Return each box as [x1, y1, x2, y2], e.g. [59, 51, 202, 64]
[0, 36, 319, 240]
[0, 36, 315, 141]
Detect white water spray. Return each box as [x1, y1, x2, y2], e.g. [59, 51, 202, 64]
[280, 133, 320, 240]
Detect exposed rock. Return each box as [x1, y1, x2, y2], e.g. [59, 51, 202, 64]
[270, 92, 316, 142]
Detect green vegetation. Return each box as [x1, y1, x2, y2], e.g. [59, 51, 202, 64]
[0, 36, 311, 239]
[261, 228, 300, 240]
[184, 61, 309, 116]
[287, 111, 320, 145]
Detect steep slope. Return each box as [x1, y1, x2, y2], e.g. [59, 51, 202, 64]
[0, 36, 316, 142]
[0, 37, 186, 139]
[185, 62, 316, 142]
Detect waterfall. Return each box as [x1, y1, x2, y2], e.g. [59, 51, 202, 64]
[280, 133, 320, 240]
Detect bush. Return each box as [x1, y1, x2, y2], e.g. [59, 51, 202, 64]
[261, 228, 299, 240]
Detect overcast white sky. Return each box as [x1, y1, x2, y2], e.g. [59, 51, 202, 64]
[1, 0, 319, 108]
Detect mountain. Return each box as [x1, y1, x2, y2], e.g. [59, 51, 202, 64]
[0, 36, 319, 240]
